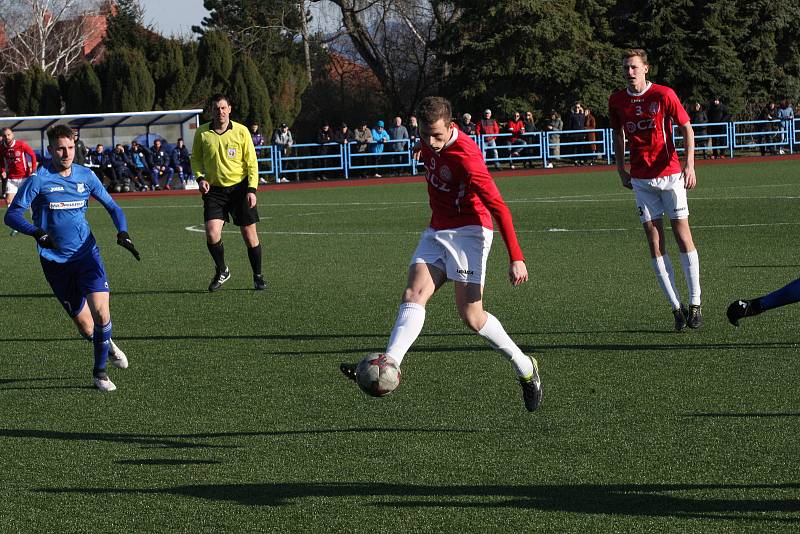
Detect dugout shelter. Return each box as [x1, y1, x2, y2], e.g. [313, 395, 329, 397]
[0, 109, 202, 160]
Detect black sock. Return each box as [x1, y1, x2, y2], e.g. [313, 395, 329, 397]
[247, 244, 262, 276]
[207, 240, 226, 273]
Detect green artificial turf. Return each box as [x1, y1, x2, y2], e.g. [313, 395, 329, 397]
[0, 161, 798, 532]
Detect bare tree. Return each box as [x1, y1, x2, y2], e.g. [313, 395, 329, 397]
[0, 0, 101, 77]
[312, 0, 459, 115]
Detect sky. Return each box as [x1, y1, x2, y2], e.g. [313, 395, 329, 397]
[137, 0, 210, 38]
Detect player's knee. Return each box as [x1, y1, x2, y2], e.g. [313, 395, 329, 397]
[459, 308, 484, 332]
[401, 287, 429, 305]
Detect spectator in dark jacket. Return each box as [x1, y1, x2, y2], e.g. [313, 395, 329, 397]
[129, 140, 155, 190]
[150, 138, 175, 189]
[109, 144, 134, 192]
[459, 113, 477, 136]
[564, 101, 585, 164]
[170, 138, 193, 186]
[689, 102, 709, 158]
[316, 123, 335, 180]
[758, 102, 778, 156]
[706, 96, 729, 159]
[87, 143, 115, 186]
[72, 129, 88, 166]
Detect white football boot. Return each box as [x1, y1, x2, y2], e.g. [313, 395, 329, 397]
[108, 339, 129, 369]
[93, 374, 117, 392]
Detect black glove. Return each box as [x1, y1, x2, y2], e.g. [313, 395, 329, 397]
[32, 228, 55, 249]
[117, 231, 141, 261]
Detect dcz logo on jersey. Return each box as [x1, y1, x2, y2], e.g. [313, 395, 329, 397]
[49, 200, 85, 210]
[439, 165, 453, 183]
[76, 183, 85, 193]
[48, 186, 65, 192]
[626, 119, 655, 133]
[649, 102, 660, 115]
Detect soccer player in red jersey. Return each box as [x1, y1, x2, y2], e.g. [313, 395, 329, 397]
[609, 49, 702, 331]
[1, 127, 37, 206]
[341, 96, 542, 411]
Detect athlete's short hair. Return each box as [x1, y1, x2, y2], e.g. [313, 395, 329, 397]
[416, 96, 452, 126]
[209, 93, 230, 107]
[622, 48, 648, 65]
[47, 124, 74, 147]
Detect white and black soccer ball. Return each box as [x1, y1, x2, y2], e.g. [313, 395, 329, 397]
[356, 353, 401, 397]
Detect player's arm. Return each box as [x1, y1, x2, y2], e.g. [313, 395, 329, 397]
[91, 177, 140, 260]
[470, 167, 528, 286]
[612, 127, 631, 189]
[242, 128, 259, 208]
[190, 129, 209, 194]
[677, 121, 696, 189]
[24, 142, 37, 174]
[3, 177, 53, 247]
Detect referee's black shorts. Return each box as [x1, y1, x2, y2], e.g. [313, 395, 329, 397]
[203, 180, 259, 226]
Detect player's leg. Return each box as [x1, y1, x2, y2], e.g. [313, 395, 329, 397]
[70, 303, 127, 369]
[727, 276, 800, 326]
[205, 218, 230, 291]
[386, 263, 445, 364]
[6, 180, 18, 235]
[84, 291, 116, 391]
[664, 174, 702, 328]
[454, 283, 542, 411]
[234, 184, 265, 290]
[340, 262, 443, 382]
[635, 180, 685, 329]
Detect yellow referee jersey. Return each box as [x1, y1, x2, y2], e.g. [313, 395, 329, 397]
[191, 120, 259, 190]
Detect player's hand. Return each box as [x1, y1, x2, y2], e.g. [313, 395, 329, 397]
[247, 192, 257, 209]
[117, 231, 141, 261]
[618, 169, 632, 189]
[509, 260, 528, 286]
[198, 178, 210, 194]
[682, 164, 697, 190]
[32, 228, 55, 249]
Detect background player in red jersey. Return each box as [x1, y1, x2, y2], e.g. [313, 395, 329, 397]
[1, 127, 37, 207]
[609, 49, 702, 331]
[341, 96, 542, 412]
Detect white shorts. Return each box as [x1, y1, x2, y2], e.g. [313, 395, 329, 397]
[631, 172, 689, 222]
[4, 178, 25, 195]
[411, 225, 493, 285]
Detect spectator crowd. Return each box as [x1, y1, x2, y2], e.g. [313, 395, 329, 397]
[1, 96, 795, 191]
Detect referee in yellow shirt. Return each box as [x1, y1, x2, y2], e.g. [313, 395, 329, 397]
[191, 93, 266, 291]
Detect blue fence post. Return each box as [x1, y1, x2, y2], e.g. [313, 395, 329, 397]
[791, 120, 795, 155]
[343, 142, 349, 180]
[728, 122, 734, 159]
[542, 132, 549, 168]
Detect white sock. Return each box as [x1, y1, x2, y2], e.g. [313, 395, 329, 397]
[385, 302, 426, 365]
[652, 255, 682, 310]
[680, 249, 701, 306]
[478, 312, 534, 378]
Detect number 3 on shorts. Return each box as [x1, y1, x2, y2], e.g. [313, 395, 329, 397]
[638, 206, 644, 217]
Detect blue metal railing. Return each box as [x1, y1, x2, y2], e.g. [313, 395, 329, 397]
[249, 120, 799, 184]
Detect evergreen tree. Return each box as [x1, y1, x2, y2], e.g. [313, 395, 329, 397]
[104, 0, 150, 51]
[241, 55, 272, 133]
[63, 62, 102, 114]
[3, 67, 61, 115]
[196, 30, 234, 104]
[265, 58, 306, 131]
[437, 0, 618, 119]
[102, 49, 155, 112]
[227, 62, 250, 123]
[150, 39, 196, 110]
[4, 71, 34, 115]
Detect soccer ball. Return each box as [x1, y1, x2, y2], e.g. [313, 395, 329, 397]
[356, 353, 401, 397]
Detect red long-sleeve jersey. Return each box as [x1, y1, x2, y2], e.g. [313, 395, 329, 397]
[418, 126, 525, 262]
[1, 139, 37, 179]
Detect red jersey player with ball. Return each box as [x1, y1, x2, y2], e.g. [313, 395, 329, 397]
[609, 49, 702, 331]
[341, 96, 542, 412]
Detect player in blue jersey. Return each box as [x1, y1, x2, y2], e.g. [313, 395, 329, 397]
[727, 277, 800, 326]
[4, 125, 141, 392]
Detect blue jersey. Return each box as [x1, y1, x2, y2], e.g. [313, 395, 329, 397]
[4, 163, 127, 263]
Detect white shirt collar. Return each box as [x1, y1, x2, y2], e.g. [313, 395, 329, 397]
[627, 81, 652, 97]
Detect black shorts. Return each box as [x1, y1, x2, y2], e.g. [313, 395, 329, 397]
[203, 181, 260, 226]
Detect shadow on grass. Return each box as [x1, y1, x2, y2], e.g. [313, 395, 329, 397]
[0, 427, 477, 450]
[729, 265, 800, 269]
[36, 481, 800, 521]
[684, 412, 800, 418]
[115, 459, 222, 466]
[0, 376, 90, 391]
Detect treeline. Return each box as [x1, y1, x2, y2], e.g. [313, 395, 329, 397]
[2, 0, 308, 137]
[3, 0, 799, 135]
